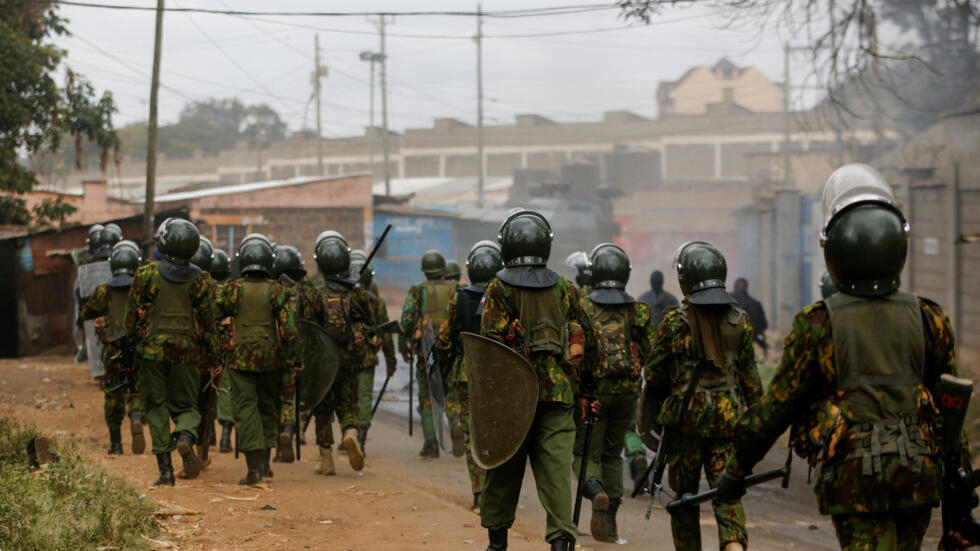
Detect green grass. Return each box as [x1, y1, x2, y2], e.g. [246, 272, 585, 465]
[0, 417, 162, 550]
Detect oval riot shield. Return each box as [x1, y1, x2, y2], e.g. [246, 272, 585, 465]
[461, 332, 538, 470]
[76, 261, 112, 377]
[297, 319, 340, 411]
[636, 383, 663, 451]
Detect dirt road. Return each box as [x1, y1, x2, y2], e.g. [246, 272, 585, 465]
[0, 357, 945, 550]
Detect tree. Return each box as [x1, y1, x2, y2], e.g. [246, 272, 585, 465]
[0, 0, 117, 225]
[619, 0, 980, 132]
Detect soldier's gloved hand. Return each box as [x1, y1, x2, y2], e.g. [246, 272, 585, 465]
[715, 472, 747, 502]
[386, 361, 397, 377]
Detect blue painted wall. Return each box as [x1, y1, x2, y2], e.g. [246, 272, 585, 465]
[373, 211, 456, 289]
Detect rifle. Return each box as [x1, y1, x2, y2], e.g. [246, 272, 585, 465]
[573, 399, 597, 527]
[106, 374, 136, 394]
[937, 374, 980, 549]
[636, 362, 707, 520]
[665, 466, 791, 514]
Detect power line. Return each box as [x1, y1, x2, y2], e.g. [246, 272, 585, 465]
[50, 1, 623, 18]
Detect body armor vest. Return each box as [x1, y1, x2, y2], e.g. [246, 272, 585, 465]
[517, 286, 565, 356]
[106, 287, 129, 336]
[590, 303, 637, 379]
[456, 287, 485, 335]
[234, 280, 276, 348]
[821, 292, 932, 477]
[148, 278, 194, 338]
[673, 304, 744, 404]
[424, 280, 454, 327]
[320, 282, 353, 344]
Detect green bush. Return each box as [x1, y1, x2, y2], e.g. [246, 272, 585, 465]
[0, 418, 161, 550]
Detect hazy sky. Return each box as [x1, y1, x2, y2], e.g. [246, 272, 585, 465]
[55, 1, 800, 137]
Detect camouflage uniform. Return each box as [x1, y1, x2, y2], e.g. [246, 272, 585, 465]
[726, 298, 962, 551]
[299, 276, 372, 449]
[215, 278, 234, 427]
[435, 288, 488, 496]
[644, 303, 762, 551]
[358, 281, 396, 432]
[572, 299, 655, 505]
[80, 284, 144, 438]
[216, 278, 300, 453]
[480, 276, 602, 543]
[124, 264, 221, 454]
[399, 278, 460, 444]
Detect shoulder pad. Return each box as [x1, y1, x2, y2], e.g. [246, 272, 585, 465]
[800, 301, 828, 317]
[917, 295, 941, 308]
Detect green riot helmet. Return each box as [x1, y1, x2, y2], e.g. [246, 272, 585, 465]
[109, 240, 141, 276]
[315, 230, 347, 252]
[237, 233, 273, 277]
[466, 240, 503, 286]
[350, 259, 374, 288]
[95, 223, 123, 259]
[444, 260, 462, 282]
[189, 236, 215, 272]
[421, 249, 446, 278]
[315, 232, 351, 280]
[497, 208, 553, 267]
[589, 243, 631, 290]
[819, 270, 837, 299]
[87, 224, 104, 253]
[674, 241, 734, 305]
[154, 218, 200, 266]
[350, 249, 368, 263]
[273, 244, 306, 280]
[210, 249, 231, 281]
[820, 163, 908, 245]
[823, 205, 907, 297]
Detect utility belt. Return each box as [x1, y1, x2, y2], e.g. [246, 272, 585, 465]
[816, 414, 936, 482]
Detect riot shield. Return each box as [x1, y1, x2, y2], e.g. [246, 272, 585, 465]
[462, 332, 539, 470]
[636, 383, 663, 451]
[76, 261, 112, 300]
[297, 320, 341, 412]
[83, 320, 105, 378]
[421, 321, 450, 452]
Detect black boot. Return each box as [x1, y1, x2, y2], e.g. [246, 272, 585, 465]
[219, 422, 233, 453]
[108, 428, 123, 455]
[584, 478, 612, 542]
[262, 448, 274, 478]
[154, 453, 175, 486]
[419, 440, 439, 459]
[176, 431, 202, 479]
[358, 427, 368, 456]
[277, 423, 295, 463]
[607, 499, 620, 542]
[239, 450, 263, 485]
[630, 454, 648, 495]
[549, 536, 574, 551]
[485, 527, 507, 551]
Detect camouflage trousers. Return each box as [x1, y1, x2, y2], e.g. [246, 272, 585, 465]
[216, 372, 233, 424]
[482, 402, 576, 544]
[572, 393, 636, 503]
[450, 383, 486, 495]
[357, 366, 376, 430]
[314, 365, 359, 448]
[102, 363, 143, 430]
[623, 405, 646, 459]
[830, 506, 932, 551]
[230, 368, 293, 453]
[414, 356, 432, 412]
[137, 358, 201, 454]
[667, 435, 747, 551]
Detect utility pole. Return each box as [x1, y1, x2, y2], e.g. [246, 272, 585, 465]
[475, 4, 485, 205]
[314, 34, 326, 176]
[379, 17, 391, 195]
[782, 41, 791, 188]
[360, 50, 384, 178]
[142, 0, 164, 247]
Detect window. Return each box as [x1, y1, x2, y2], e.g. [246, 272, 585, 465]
[723, 87, 735, 103]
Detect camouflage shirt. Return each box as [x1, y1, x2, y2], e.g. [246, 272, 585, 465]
[124, 263, 221, 366]
[726, 297, 963, 515]
[362, 283, 396, 369]
[216, 277, 301, 372]
[298, 278, 373, 369]
[644, 303, 762, 438]
[399, 279, 462, 355]
[582, 298, 656, 395]
[434, 290, 470, 386]
[480, 276, 602, 404]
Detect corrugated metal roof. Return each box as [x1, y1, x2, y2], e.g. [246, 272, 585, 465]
[143, 173, 370, 204]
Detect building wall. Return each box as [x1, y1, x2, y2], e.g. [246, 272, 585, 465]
[671, 66, 783, 115]
[372, 210, 457, 289]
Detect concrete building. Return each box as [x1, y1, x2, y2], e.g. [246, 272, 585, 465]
[656, 58, 784, 117]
